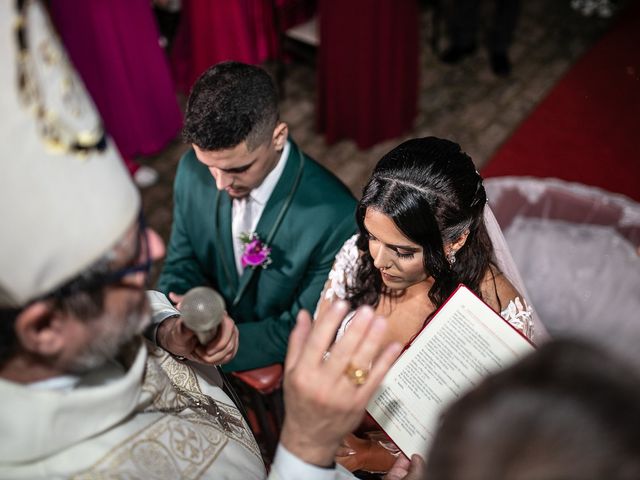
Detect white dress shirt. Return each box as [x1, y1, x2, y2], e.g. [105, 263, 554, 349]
[232, 140, 290, 276]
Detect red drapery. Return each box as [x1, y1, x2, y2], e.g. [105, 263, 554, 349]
[482, 1, 640, 202]
[317, 0, 419, 149]
[171, 0, 315, 93]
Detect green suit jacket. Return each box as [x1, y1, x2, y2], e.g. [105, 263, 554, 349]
[158, 141, 356, 371]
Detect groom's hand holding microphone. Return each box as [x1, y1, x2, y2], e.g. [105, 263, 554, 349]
[157, 287, 239, 365]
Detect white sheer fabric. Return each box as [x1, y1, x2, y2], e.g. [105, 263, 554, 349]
[485, 176, 640, 370]
[505, 218, 640, 338]
[483, 206, 547, 341]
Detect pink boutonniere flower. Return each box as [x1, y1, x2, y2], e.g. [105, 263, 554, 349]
[239, 232, 272, 269]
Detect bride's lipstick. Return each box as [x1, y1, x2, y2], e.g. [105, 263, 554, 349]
[381, 271, 401, 282]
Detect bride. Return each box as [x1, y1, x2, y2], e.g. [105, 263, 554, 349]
[315, 137, 543, 474]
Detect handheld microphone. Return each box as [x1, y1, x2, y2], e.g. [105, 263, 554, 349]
[180, 287, 226, 345]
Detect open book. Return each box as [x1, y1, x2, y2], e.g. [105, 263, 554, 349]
[366, 285, 535, 458]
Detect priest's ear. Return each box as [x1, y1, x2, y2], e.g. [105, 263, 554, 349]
[13, 301, 68, 357]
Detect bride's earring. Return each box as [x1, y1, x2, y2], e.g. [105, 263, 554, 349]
[447, 250, 456, 265]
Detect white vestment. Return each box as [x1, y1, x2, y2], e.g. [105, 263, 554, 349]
[0, 339, 266, 479]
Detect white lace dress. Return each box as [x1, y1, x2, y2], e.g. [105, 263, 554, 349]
[317, 235, 534, 340]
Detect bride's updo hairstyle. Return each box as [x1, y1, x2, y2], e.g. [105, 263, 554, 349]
[348, 137, 494, 311]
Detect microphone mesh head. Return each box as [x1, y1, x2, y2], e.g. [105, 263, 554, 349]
[180, 287, 225, 342]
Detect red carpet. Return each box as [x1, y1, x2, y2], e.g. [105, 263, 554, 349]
[482, 2, 640, 202]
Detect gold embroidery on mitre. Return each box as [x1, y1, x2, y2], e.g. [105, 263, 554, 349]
[14, 0, 106, 157]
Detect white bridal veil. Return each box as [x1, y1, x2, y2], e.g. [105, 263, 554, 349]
[484, 205, 550, 343]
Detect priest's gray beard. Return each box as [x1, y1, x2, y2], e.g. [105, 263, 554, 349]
[68, 301, 150, 373]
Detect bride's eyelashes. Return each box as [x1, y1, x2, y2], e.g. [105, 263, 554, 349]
[365, 232, 416, 260]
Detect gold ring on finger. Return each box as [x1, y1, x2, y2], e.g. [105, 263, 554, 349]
[344, 362, 369, 386]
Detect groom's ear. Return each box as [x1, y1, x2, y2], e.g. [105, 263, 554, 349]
[272, 122, 288, 151]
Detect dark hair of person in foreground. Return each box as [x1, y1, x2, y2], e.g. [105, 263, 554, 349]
[426, 339, 640, 480]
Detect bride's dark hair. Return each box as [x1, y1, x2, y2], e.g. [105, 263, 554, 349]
[347, 137, 494, 312]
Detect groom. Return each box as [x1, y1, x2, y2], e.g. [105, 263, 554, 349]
[156, 62, 356, 372]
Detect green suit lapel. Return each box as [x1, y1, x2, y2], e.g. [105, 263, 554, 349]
[214, 190, 239, 292]
[232, 142, 305, 307]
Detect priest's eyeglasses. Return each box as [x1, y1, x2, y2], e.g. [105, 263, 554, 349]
[46, 212, 152, 300]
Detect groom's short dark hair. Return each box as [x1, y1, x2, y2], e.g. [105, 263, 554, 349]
[182, 61, 279, 152]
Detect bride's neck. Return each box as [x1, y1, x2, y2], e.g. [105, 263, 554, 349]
[377, 277, 436, 346]
[383, 276, 434, 304]
[406, 276, 434, 298]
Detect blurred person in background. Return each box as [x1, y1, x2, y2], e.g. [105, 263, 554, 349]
[49, 0, 183, 187]
[440, 0, 520, 77]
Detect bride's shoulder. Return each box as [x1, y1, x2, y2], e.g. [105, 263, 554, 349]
[480, 265, 522, 312]
[334, 233, 362, 265]
[342, 233, 360, 252]
[480, 265, 534, 338]
[321, 234, 362, 303]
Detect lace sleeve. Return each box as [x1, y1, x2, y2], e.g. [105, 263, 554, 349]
[500, 296, 534, 340]
[315, 234, 359, 336]
[321, 234, 360, 302]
